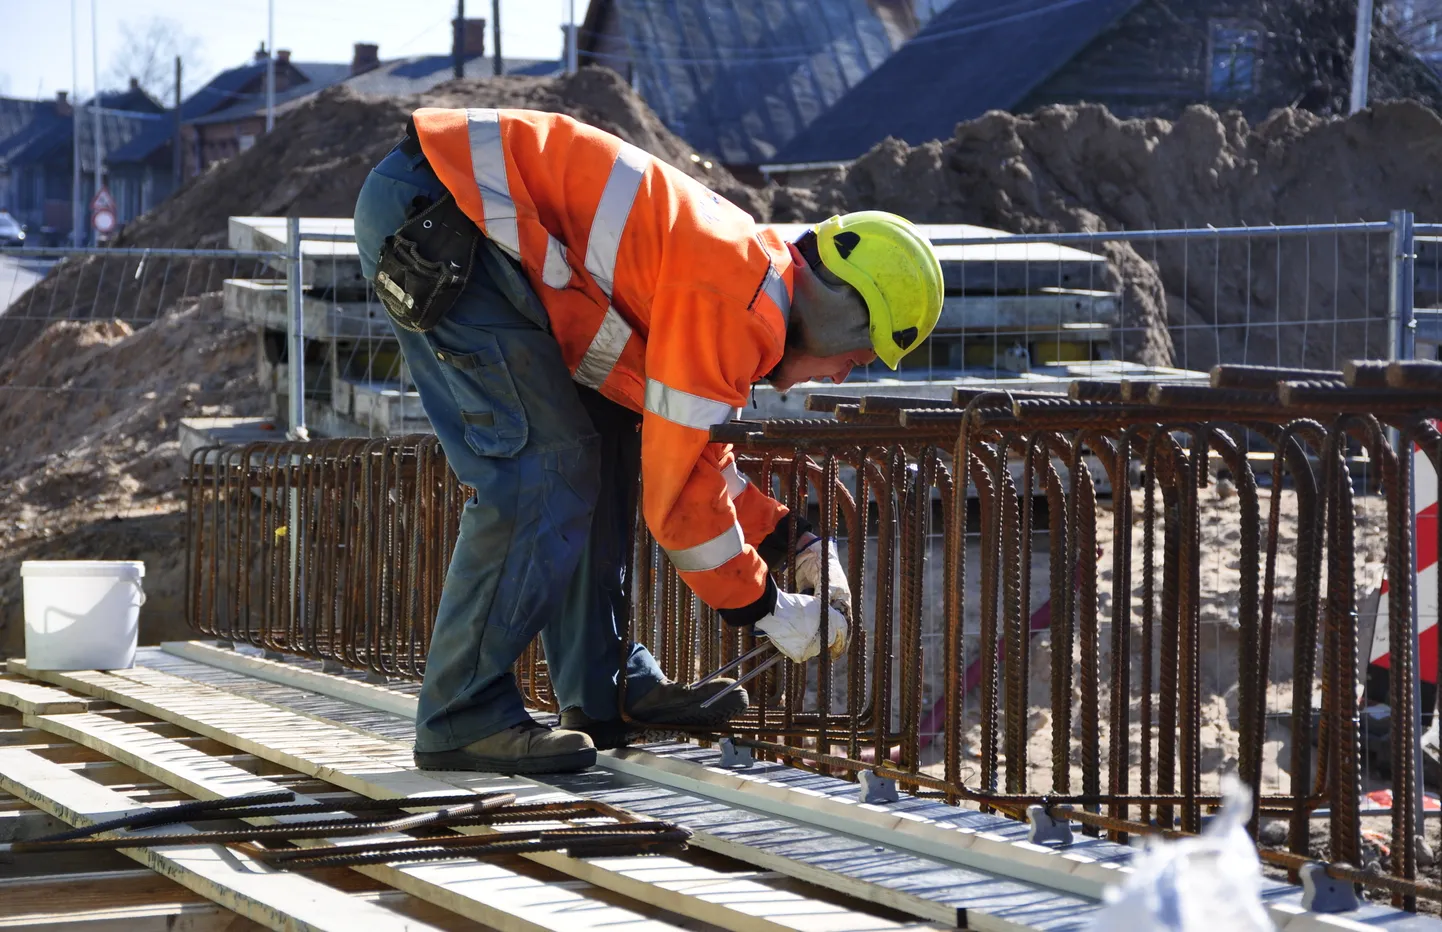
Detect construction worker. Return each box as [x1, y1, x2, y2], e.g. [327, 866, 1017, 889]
[353, 108, 942, 774]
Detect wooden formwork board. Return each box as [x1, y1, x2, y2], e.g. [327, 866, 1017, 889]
[154, 645, 1121, 895]
[147, 642, 1402, 932]
[10, 660, 937, 932]
[155, 643, 1105, 930]
[25, 709, 683, 932]
[0, 678, 89, 715]
[0, 748, 442, 932]
[0, 867, 467, 932]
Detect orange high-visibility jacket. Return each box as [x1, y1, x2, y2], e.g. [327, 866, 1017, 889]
[412, 107, 792, 611]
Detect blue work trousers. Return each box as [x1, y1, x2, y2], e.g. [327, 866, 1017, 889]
[354, 145, 665, 752]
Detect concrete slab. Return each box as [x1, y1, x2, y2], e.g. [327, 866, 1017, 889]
[226, 216, 1110, 295]
[223, 279, 394, 340]
[227, 217, 368, 293]
[937, 290, 1117, 333]
[178, 417, 282, 461]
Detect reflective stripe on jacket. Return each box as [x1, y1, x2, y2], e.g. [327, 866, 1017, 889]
[411, 107, 791, 609]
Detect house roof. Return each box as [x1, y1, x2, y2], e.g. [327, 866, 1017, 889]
[187, 61, 352, 125]
[0, 97, 58, 165]
[578, 0, 944, 165]
[96, 86, 165, 114]
[342, 54, 561, 96]
[106, 59, 356, 163]
[774, 0, 1143, 164]
[3, 105, 167, 172]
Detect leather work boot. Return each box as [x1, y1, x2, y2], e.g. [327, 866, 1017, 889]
[630, 678, 748, 727]
[561, 679, 749, 751]
[559, 708, 630, 751]
[413, 720, 596, 773]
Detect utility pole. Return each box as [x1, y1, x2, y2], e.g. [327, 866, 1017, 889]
[70, 0, 81, 246]
[1351, 0, 1375, 114]
[453, 0, 464, 79]
[91, 0, 101, 245]
[266, 0, 275, 132]
[492, 0, 502, 75]
[172, 56, 182, 188]
[566, 0, 578, 74]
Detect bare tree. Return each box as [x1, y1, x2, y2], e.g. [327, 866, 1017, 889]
[103, 17, 206, 102]
[1258, 0, 1442, 114]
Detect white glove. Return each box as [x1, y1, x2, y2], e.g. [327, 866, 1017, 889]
[755, 590, 849, 663]
[793, 538, 852, 617]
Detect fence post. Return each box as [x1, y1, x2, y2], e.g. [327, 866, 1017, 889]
[283, 216, 308, 649]
[1391, 210, 1416, 367]
[284, 215, 308, 442]
[1389, 209, 1426, 840]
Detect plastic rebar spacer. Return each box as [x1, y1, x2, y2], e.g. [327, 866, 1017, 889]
[1299, 862, 1360, 913]
[858, 770, 898, 804]
[718, 737, 754, 768]
[1026, 805, 1074, 846]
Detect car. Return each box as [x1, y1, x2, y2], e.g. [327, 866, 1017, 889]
[0, 211, 26, 247]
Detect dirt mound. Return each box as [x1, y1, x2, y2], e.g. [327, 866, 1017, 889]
[772, 99, 1442, 370]
[0, 67, 761, 364]
[121, 67, 763, 249]
[0, 297, 265, 654]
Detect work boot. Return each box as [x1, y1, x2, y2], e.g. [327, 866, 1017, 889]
[629, 677, 748, 727]
[413, 720, 596, 774]
[559, 680, 750, 752]
[560, 707, 630, 751]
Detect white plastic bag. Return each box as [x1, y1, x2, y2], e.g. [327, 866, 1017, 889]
[1089, 777, 1271, 932]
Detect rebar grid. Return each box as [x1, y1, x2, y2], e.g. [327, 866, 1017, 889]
[186, 360, 1442, 905]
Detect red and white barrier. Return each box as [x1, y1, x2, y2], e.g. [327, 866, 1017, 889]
[1369, 430, 1439, 683]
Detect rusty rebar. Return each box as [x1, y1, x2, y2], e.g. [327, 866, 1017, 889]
[184, 364, 1442, 908]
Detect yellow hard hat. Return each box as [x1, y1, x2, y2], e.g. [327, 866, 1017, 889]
[814, 211, 943, 369]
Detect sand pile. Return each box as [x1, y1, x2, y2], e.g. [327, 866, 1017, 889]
[0, 297, 265, 654]
[771, 100, 1442, 370]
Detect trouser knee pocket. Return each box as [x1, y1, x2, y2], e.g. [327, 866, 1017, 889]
[427, 331, 528, 457]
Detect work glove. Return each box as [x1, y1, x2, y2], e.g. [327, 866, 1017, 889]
[755, 590, 849, 663]
[792, 538, 852, 619]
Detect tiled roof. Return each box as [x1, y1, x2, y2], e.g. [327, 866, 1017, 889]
[775, 0, 1143, 164]
[4, 106, 166, 171]
[341, 54, 561, 97]
[579, 0, 948, 165]
[186, 61, 353, 125]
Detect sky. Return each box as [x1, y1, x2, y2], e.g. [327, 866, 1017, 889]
[0, 0, 575, 100]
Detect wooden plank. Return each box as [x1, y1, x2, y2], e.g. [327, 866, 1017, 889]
[162, 643, 415, 717]
[149, 645, 1394, 932]
[0, 868, 262, 931]
[156, 644, 1070, 931]
[28, 709, 681, 932]
[0, 868, 467, 932]
[0, 679, 88, 715]
[155, 646, 1110, 905]
[0, 749, 444, 932]
[603, 747, 1118, 901]
[13, 662, 935, 932]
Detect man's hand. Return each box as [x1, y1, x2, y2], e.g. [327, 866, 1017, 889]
[755, 591, 849, 663]
[792, 538, 852, 618]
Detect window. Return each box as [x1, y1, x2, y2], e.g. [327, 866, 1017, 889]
[1209, 20, 1261, 98]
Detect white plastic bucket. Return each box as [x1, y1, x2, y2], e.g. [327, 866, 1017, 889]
[21, 560, 145, 670]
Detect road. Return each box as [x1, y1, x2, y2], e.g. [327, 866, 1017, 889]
[0, 253, 56, 315]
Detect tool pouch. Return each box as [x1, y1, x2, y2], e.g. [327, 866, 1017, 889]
[374, 192, 479, 333]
